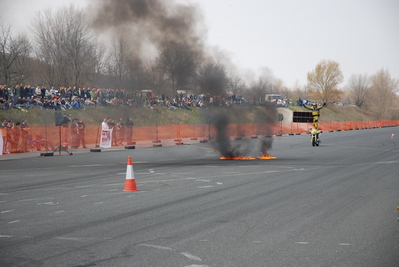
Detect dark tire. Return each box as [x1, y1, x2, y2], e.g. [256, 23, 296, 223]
[125, 145, 136, 149]
[90, 149, 101, 152]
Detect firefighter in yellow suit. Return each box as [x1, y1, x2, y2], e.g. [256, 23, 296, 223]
[303, 102, 326, 129]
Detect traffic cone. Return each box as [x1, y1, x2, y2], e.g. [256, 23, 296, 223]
[123, 156, 138, 191]
[391, 133, 395, 138]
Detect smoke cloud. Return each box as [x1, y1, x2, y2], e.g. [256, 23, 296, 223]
[88, 0, 205, 60]
[206, 106, 277, 157]
[88, 0, 278, 157]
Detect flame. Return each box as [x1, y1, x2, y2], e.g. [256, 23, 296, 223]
[257, 153, 277, 159]
[220, 156, 256, 160]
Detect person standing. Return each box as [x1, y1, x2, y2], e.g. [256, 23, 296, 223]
[12, 121, 21, 152]
[303, 102, 326, 129]
[116, 118, 124, 145]
[20, 119, 30, 152]
[70, 118, 79, 149]
[62, 113, 71, 148]
[125, 117, 134, 145]
[101, 117, 109, 130]
[77, 118, 87, 148]
[108, 118, 117, 146]
[1, 120, 9, 154]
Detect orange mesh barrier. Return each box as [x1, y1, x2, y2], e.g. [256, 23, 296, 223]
[1, 120, 398, 153]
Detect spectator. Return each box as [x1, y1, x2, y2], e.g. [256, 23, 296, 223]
[11, 121, 21, 152]
[125, 117, 134, 145]
[70, 118, 79, 149]
[77, 118, 87, 148]
[20, 119, 30, 152]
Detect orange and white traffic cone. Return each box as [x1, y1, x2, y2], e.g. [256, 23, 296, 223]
[391, 133, 395, 138]
[123, 156, 138, 192]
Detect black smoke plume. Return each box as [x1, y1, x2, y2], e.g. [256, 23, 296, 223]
[88, 0, 205, 60]
[206, 106, 277, 157]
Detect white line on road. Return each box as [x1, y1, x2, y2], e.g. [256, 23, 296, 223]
[295, 242, 309, 244]
[197, 186, 213, 188]
[339, 243, 352, 246]
[181, 252, 202, 261]
[138, 244, 173, 250]
[8, 220, 20, 224]
[55, 210, 65, 213]
[0, 235, 12, 238]
[19, 198, 54, 202]
[196, 179, 211, 182]
[1, 210, 14, 213]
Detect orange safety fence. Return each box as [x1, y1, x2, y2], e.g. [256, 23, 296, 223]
[1, 120, 398, 154]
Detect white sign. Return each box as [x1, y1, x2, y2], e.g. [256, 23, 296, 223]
[100, 129, 113, 148]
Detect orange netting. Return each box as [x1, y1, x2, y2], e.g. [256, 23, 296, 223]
[1, 120, 398, 153]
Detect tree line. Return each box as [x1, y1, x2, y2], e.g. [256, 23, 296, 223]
[0, 5, 398, 119]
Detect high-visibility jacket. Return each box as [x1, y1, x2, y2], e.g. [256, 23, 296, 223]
[303, 104, 325, 116]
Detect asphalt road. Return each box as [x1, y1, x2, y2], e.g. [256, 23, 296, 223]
[1, 127, 398, 267]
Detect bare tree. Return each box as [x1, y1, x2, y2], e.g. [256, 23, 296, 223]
[157, 42, 202, 95]
[0, 20, 32, 86]
[106, 35, 130, 88]
[227, 75, 247, 95]
[144, 60, 169, 94]
[32, 5, 100, 87]
[198, 62, 228, 95]
[368, 69, 398, 119]
[347, 74, 370, 108]
[307, 60, 344, 104]
[248, 77, 272, 104]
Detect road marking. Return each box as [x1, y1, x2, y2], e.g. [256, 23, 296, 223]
[9, 220, 20, 224]
[94, 202, 103, 205]
[55, 210, 65, 213]
[295, 242, 309, 244]
[138, 244, 173, 250]
[0, 235, 12, 238]
[197, 186, 213, 188]
[55, 237, 84, 241]
[19, 198, 55, 202]
[37, 202, 58, 205]
[339, 243, 352, 246]
[1, 210, 14, 213]
[68, 164, 117, 168]
[181, 252, 202, 261]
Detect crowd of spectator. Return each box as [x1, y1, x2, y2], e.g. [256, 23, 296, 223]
[0, 84, 246, 112]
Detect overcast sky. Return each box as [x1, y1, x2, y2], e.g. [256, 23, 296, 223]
[2, 0, 398, 88]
